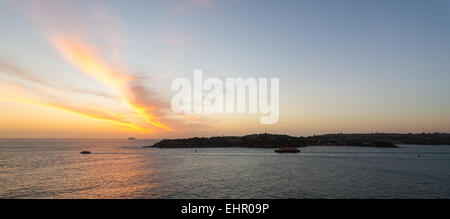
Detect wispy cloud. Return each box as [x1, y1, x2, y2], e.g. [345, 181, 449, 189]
[0, 59, 115, 99]
[0, 60, 55, 88]
[51, 34, 174, 131]
[0, 80, 152, 132]
[1, 0, 217, 135]
[1, 0, 178, 133]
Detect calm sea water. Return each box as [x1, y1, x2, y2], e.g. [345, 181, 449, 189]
[1, 139, 450, 199]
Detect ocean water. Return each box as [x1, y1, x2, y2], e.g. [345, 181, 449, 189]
[1, 139, 450, 199]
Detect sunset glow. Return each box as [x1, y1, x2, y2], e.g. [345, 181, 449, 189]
[0, 0, 449, 138]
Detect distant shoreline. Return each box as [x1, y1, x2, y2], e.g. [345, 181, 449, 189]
[144, 133, 450, 149]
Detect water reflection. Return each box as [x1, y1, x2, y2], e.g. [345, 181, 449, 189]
[1, 140, 450, 198]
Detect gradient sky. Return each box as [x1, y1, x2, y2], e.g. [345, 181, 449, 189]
[0, 0, 449, 138]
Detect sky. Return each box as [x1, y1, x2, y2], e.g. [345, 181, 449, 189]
[0, 0, 449, 138]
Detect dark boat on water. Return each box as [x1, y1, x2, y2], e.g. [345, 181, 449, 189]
[80, 151, 91, 154]
[128, 137, 136, 140]
[274, 147, 300, 153]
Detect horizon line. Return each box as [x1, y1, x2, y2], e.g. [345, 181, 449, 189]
[1, 131, 449, 140]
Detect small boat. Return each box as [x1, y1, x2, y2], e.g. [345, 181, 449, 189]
[128, 137, 136, 140]
[274, 147, 300, 153]
[80, 151, 91, 154]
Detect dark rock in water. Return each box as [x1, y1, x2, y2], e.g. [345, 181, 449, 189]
[80, 151, 91, 154]
[372, 141, 398, 148]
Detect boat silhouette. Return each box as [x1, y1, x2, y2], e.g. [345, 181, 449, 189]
[274, 147, 300, 153]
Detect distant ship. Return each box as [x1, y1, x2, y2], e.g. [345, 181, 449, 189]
[128, 137, 136, 140]
[274, 147, 300, 153]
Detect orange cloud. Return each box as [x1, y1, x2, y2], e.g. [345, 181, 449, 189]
[51, 34, 174, 131]
[0, 81, 151, 133]
[3, 0, 217, 136]
[44, 102, 153, 133]
[52, 35, 131, 90]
